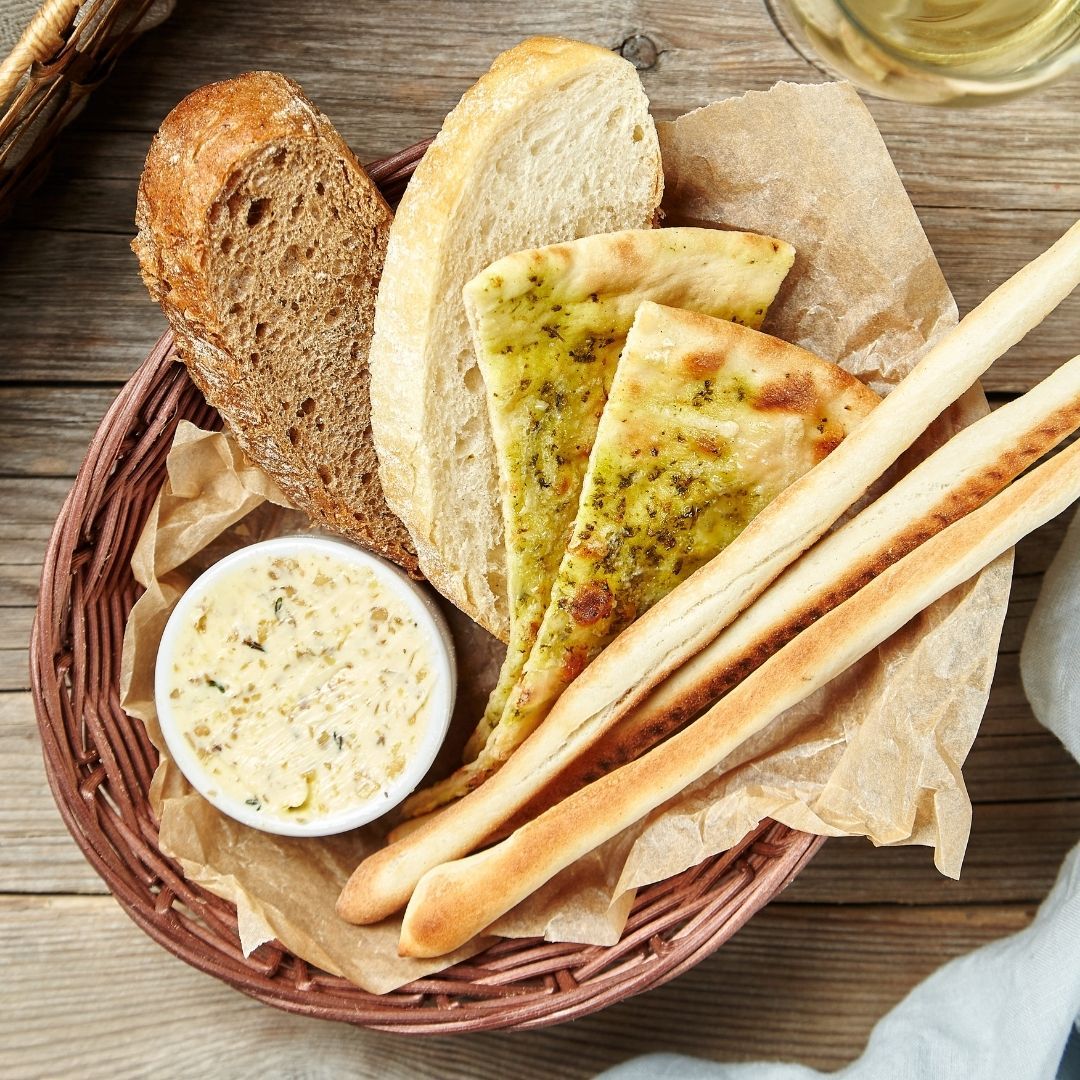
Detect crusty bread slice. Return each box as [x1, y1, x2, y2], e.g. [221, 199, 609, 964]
[401, 303, 876, 818]
[368, 37, 664, 638]
[133, 71, 418, 573]
[458, 228, 795, 764]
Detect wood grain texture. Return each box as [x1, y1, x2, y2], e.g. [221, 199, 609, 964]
[0, 894, 1035, 1077]
[1, 0, 1078, 1072]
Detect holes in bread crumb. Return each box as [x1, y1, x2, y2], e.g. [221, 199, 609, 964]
[272, 147, 287, 167]
[314, 181, 325, 196]
[290, 196, 304, 220]
[315, 417, 325, 432]
[299, 397, 316, 417]
[249, 352, 260, 366]
[463, 365, 484, 394]
[305, 246, 315, 259]
[281, 245, 300, 275]
[317, 465, 332, 485]
[254, 322, 267, 342]
[226, 189, 245, 217]
[324, 307, 340, 326]
[228, 302, 243, 315]
[220, 236, 234, 255]
[246, 198, 270, 227]
[632, 124, 644, 142]
[287, 426, 299, 446]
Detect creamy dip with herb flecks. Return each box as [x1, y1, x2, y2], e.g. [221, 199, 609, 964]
[161, 550, 438, 825]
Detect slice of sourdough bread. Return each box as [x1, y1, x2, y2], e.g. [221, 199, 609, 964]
[368, 37, 664, 638]
[133, 71, 418, 573]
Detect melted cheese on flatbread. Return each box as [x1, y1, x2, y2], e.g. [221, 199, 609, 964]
[458, 228, 795, 762]
[403, 302, 878, 817]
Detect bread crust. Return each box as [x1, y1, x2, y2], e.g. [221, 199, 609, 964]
[369, 37, 664, 637]
[133, 71, 418, 573]
[136, 72, 325, 338]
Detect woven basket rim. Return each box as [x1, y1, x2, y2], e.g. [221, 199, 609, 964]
[28, 138, 824, 1033]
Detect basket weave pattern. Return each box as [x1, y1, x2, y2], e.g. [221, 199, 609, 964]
[0, 0, 171, 219]
[29, 142, 824, 1032]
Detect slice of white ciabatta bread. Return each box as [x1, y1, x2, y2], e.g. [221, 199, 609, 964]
[133, 71, 418, 574]
[368, 37, 663, 638]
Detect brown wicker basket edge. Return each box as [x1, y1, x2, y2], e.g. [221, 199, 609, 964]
[28, 140, 825, 1033]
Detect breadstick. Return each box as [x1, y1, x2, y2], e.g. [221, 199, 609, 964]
[399, 437, 1080, 956]
[337, 218, 1080, 925]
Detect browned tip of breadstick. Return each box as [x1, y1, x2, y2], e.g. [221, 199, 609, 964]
[337, 807, 470, 923]
[397, 848, 500, 958]
[336, 848, 410, 923]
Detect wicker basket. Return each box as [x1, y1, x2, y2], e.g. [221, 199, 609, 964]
[0, 0, 172, 219]
[29, 140, 825, 1032]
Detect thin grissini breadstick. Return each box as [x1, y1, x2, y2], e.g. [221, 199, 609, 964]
[398, 438, 1080, 957]
[337, 221, 1080, 926]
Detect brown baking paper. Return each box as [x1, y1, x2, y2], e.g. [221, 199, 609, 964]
[121, 81, 1011, 992]
[120, 422, 503, 991]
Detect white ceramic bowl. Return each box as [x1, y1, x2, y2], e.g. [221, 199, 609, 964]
[154, 535, 456, 837]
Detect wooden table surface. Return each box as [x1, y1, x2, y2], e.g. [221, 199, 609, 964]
[2, 2, 1079, 1076]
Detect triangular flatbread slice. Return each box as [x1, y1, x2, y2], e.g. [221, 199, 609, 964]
[457, 228, 795, 762]
[403, 302, 879, 816]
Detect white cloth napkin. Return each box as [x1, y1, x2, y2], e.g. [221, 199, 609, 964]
[599, 507, 1080, 1080]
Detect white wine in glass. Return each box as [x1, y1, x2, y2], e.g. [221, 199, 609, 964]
[771, 0, 1080, 104]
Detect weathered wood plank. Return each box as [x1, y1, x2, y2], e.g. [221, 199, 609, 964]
[0, 892, 1034, 1076]
[0, 608, 33, 688]
[0, 386, 120, 477]
[0, 695, 104, 894]
[70, 0, 1080, 217]
[0, 227, 165, 384]
[0, 537, 50, 610]
[782, 799, 1080, 906]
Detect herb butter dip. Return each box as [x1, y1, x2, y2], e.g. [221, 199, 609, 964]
[155, 536, 455, 836]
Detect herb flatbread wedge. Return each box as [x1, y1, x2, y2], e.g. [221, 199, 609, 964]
[403, 302, 878, 816]
[456, 228, 795, 764]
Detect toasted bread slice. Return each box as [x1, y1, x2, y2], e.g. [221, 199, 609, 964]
[459, 228, 795, 762]
[401, 303, 878, 816]
[368, 37, 664, 637]
[133, 71, 417, 573]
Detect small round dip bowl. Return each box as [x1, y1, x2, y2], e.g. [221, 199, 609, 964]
[155, 535, 456, 837]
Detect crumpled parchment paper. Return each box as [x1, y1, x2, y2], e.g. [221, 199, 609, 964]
[120, 81, 1012, 992]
